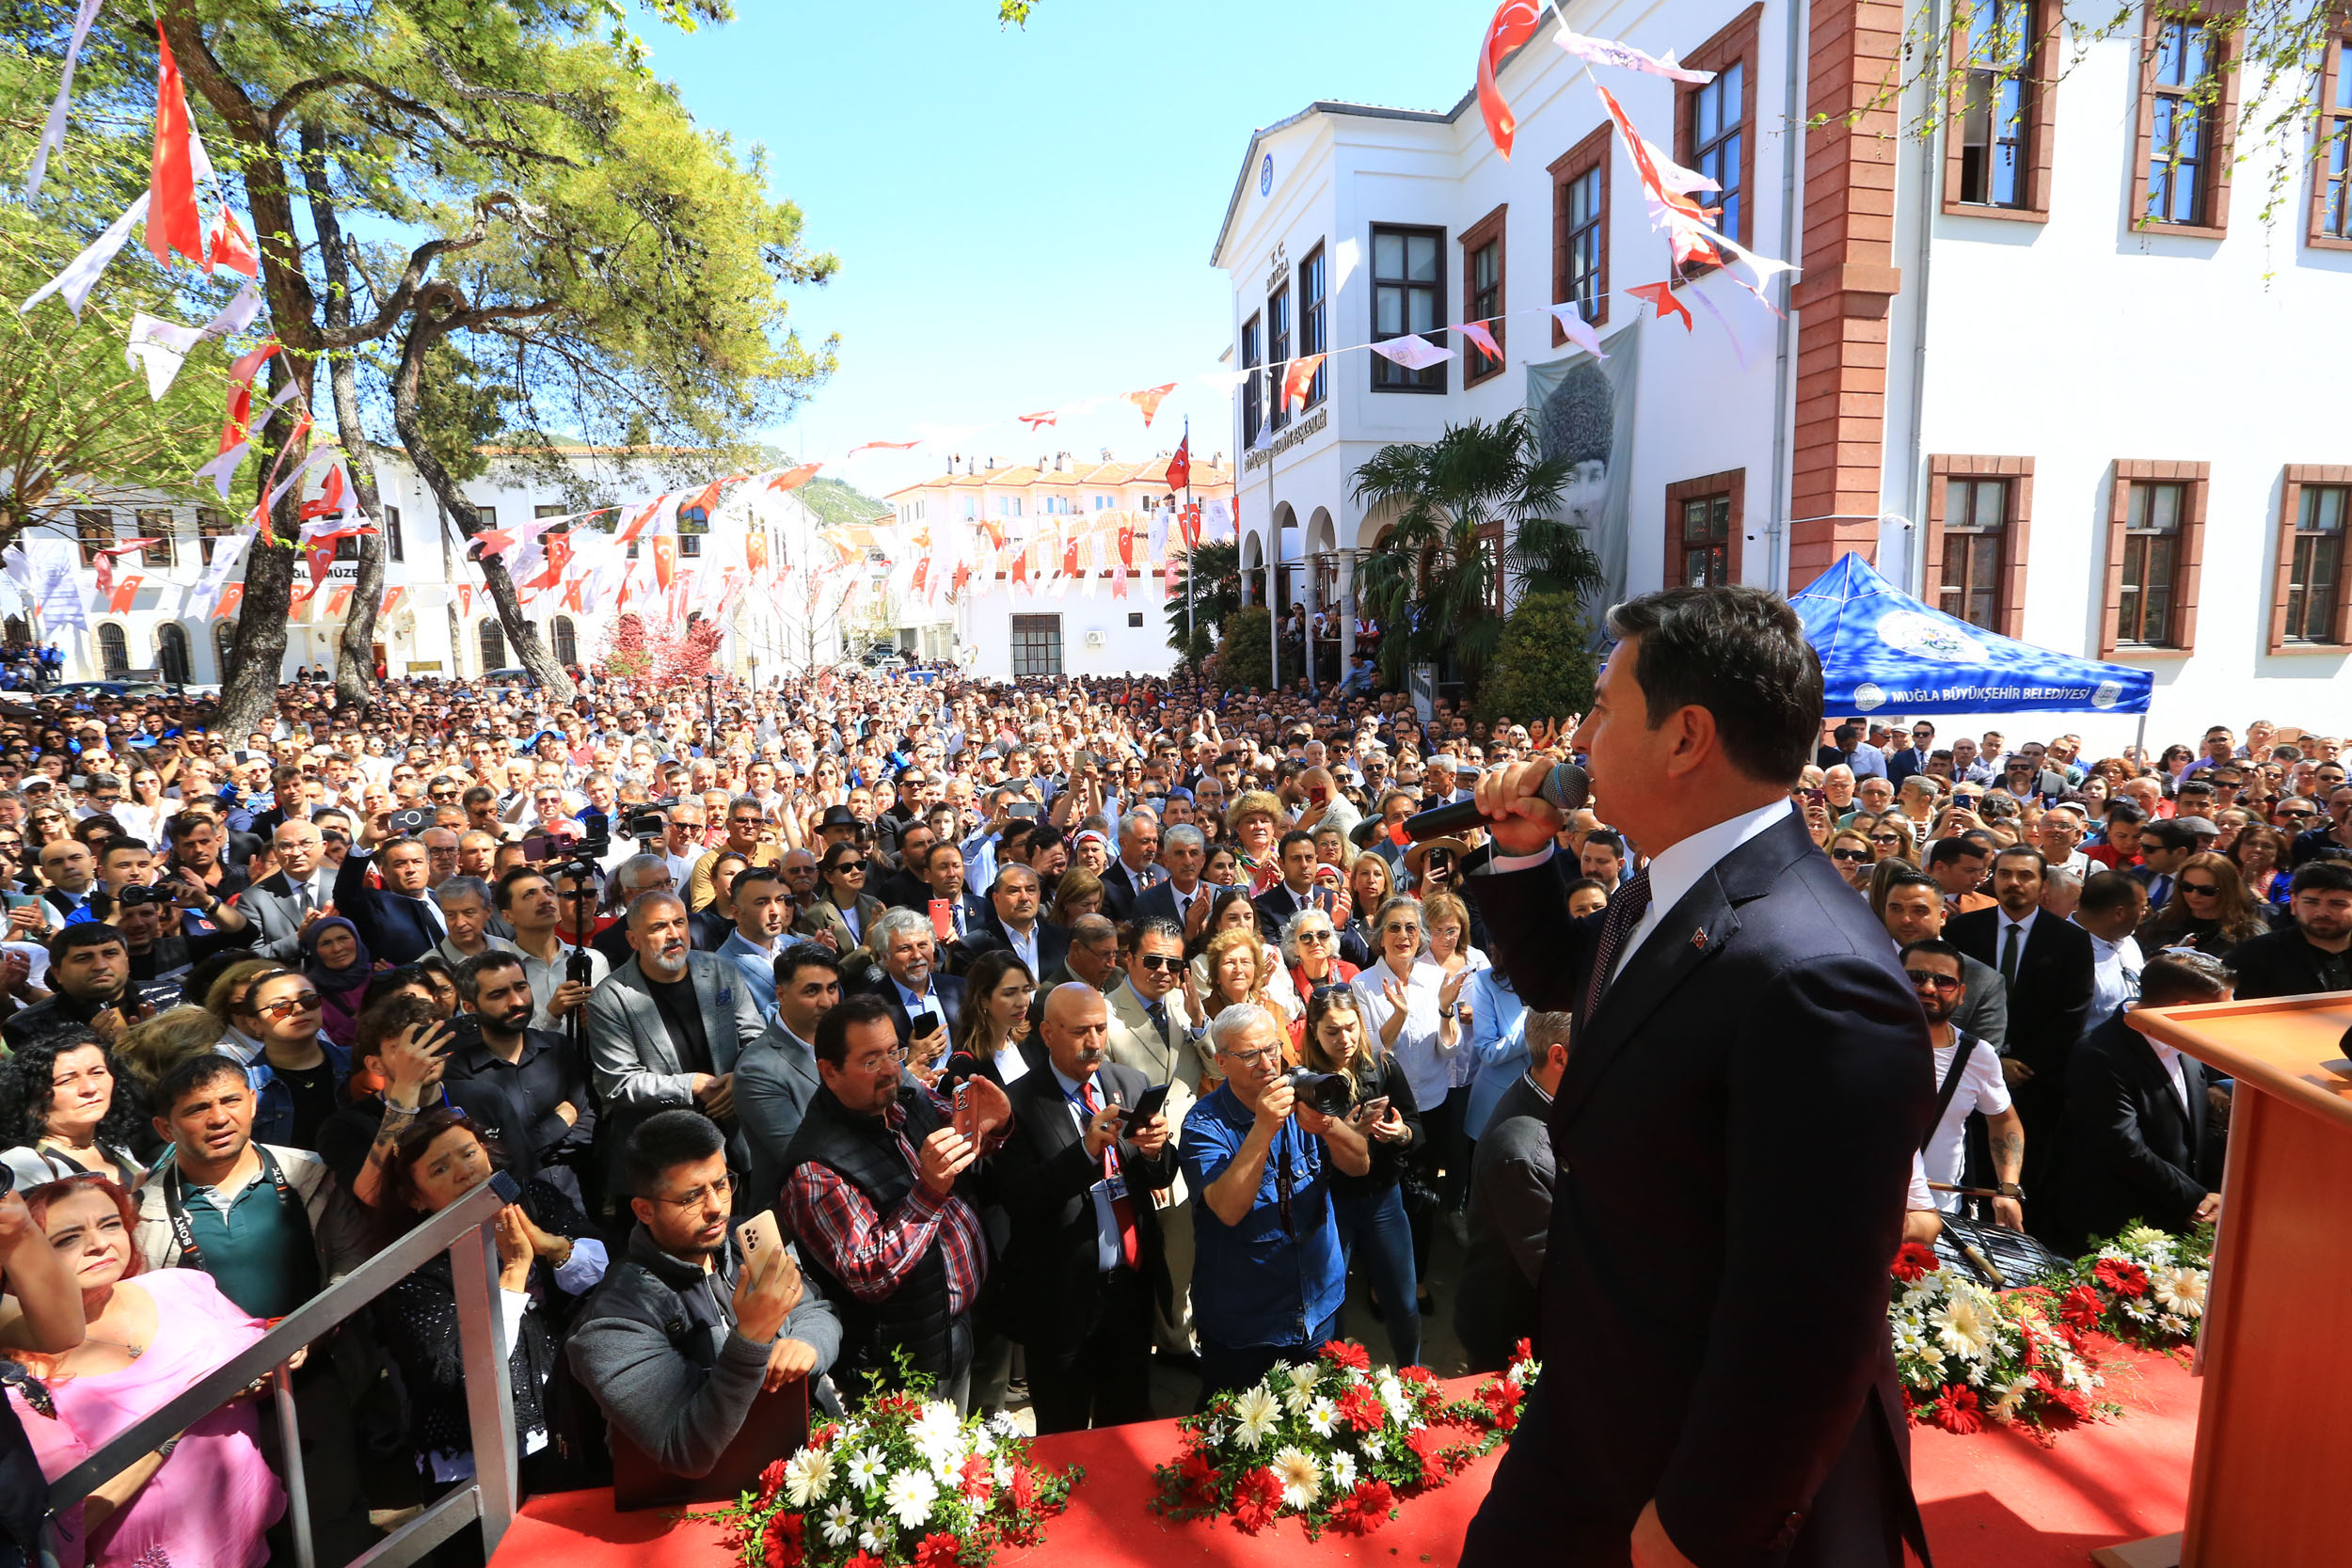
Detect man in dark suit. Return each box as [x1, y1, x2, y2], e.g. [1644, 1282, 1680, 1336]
[904, 841, 993, 974]
[1098, 813, 1165, 926]
[332, 833, 443, 965]
[1456, 1008, 1571, 1373]
[863, 905, 967, 1053]
[1876, 867, 2008, 1051]
[1947, 845, 2095, 1187]
[873, 820, 940, 912]
[969, 864, 1069, 981]
[242, 819, 337, 962]
[1254, 830, 1374, 965]
[1458, 587, 1932, 1568]
[2040, 951, 2231, 1255]
[1131, 824, 1213, 937]
[1884, 721, 1935, 789]
[2225, 861, 2352, 999]
[737, 942, 840, 1212]
[986, 982, 1176, 1433]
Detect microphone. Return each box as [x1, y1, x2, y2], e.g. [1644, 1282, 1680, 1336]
[1402, 761, 1591, 843]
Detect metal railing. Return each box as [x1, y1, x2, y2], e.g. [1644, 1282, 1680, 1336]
[45, 1171, 525, 1568]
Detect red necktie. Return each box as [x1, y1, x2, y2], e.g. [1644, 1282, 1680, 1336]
[1080, 1079, 1139, 1269]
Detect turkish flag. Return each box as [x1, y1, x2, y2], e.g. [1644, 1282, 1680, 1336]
[1166, 436, 1190, 494]
[457, 584, 473, 618]
[207, 208, 259, 277]
[93, 553, 114, 596]
[1123, 383, 1177, 427]
[563, 578, 585, 613]
[525, 531, 572, 594]
[106, 575, 143, 614]
[299, 467, 345, 521]
[380, 586, 406, 621]
[767, 463, 820, 493]
[215, 583, 244, 621]
[147, 24, 207, 267]
[324, 584, 353, 618]
[1281, 354, 1326, 411]
[1629, 280, 1694, 332]
[747, 533, 770, 576]
[1477, 1, 1544, 159]
[304, 542, 334, 590]
[651, 532, 677, 590]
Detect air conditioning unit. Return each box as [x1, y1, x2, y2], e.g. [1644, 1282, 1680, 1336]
[1084, 629, 1108, 649]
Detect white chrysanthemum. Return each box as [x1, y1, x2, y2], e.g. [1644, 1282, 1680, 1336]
[847, 1446, 888, 1490]
[858, 1519, 888, 1554]
[1306, 1396, 1339, 1437]
[968, 1427, 995, 1456]
[2125, 1299, 2155, 1322]
[1893, 1323, 1931, 1359]
[988, 1411, 1024, 1439]
[911, 1402, 965, 1466]
[932, 1451, 962, 1489]
[1232, 1385, 1281, 1449]
[1932, 1293, 1998, 1361]
[1992, 1377, 2032, 1420]
[884, 1468, 938, 1528]
[1270, 1446, 1321, 1509]
[1345, 1366, 1368, 1386]
[1376, 1373, 1410, 1426]
[993, 1456, 1015, 1489]
[1360, 1431, 1385, 1460]
[819, 1500, 857, 1546]
[784, 1447, 837, 1508]
[1281, 1362, 1321, 1413]
[2154, 1268, 2206, 1318]
[1328, 1450, 1357, 1493]
[2122, 1226, 2170, 1252]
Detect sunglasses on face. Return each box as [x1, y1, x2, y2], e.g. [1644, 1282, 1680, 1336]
[258, 991, 324, 1018]
[1903, 970, 1962, 991]
[1869, 833, 1905, 846]
[1136, 953, 1184, 974]
[1829, 847, 1868, 863]
[2180, 881, 2220, 896]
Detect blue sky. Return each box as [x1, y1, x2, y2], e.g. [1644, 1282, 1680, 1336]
[638, 0, 1482, 499]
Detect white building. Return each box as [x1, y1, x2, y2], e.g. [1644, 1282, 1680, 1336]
[884, 451, 1235, 681]
[1212, 0, 2352, 747]
[18, 445, 870, 686]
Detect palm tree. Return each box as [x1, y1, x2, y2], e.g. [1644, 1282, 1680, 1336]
[1165, 539, 1242, 665]
[1349, 410, 1605, 686]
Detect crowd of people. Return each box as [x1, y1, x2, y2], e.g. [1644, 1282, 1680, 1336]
[0, 657, 2344, 1568]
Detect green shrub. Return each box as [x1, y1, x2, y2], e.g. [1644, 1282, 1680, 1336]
[1474, 591, 1598, 726]
[1215, 607, 1274, 694]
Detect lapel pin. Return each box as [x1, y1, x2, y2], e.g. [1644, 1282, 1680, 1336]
[1690, 927, 1708, 949]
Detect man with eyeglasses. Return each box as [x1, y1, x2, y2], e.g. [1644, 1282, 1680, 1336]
[690, 796, 783, 911]
[1181, 1002, 1370, 1402]
[569, 1111, 842, 1483]
[495, 865, 608, 1028]
[1899, 941, 2024, 1230]
[779, 992, 1011, 1410]
[2287, 784, 2352, 867]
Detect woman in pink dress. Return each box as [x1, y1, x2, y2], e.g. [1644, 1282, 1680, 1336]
[1, 1176, 283, 1568]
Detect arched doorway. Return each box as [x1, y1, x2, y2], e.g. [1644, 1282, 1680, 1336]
[478, 619, 507, 670]
[154, 623, 191, 686]
[550, 615, 578, 668]
[3, 616, 25, 644]
[98, 624, 129, 679]
[213, 621, 237, 681]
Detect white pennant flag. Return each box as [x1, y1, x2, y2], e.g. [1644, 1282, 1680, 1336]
[20, 191, 150, 319]
[24, 0, 107, 201]
[1367, 335, 1455, 371]
[125, 312, 208, 399]
[203, 283, 264, 339]
[1549, 304, 1610, 360]
[1553, 25, 1716, 84]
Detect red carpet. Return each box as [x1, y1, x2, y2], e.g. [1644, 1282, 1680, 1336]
[494, 1352, 2198, 1568]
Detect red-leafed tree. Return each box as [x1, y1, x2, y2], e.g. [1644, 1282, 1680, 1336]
[655, 614, 726, 683]
[597, 613, 655, 680]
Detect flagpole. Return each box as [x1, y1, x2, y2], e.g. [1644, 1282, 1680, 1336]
[1182, 415, 1195, 669]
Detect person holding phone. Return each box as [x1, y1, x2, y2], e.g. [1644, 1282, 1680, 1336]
[1297, 988, 1422, 1367]
[985, 984, 1176, 1433]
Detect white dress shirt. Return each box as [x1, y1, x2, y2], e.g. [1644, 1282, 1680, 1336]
[2082, 925, 2143, 1027]
[1609, 798, 1795, 985]
[2149, 1039, 2192, 1114]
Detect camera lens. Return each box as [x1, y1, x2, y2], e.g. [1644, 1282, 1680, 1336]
[1282, 1067, 1352, 1117]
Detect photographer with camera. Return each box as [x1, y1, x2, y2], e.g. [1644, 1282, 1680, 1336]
[1179, 1002, 1369, 1403]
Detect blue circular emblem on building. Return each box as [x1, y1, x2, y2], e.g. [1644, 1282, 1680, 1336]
[1260, 152, 1274, 196]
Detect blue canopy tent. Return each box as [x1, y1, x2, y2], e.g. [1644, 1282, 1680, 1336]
[1788, 552, 2153, 746]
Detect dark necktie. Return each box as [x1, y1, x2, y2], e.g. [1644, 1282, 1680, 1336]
[1145, 999, 1169, 1043]
[1078, 1078, 1139, 1268]
[2001, 923, 2022, 988]
[1582, 869, 1653, 1021]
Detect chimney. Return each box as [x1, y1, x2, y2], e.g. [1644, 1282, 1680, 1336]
[985, 455, 996, 471]
[1055, 451, 1070, 471]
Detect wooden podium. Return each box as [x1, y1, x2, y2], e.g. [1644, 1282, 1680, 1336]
[2090, 992, 2352, 1568]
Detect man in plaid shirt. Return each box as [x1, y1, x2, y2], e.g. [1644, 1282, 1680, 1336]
[779, 993, 1012, 1411]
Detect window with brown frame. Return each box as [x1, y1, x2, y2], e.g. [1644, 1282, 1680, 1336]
[1550, 125, 1611, 341]
[1943, 0, 2058, 218]
[2130, 4, 2241, 236]
[2312, 32, 2352, 248]
[74, 509, 112, 566]
[1676, 5, 1762, 262]
[2270, 467, 2352, 649]
[1460, 204, 1507, 386]
[1370, 225, 1446, 392]
[1663, 470, 1745, 589]
[197, 506, 232, 565]
[1924, 456, 2034, 636]
[135, 509, 175, 568]
[2100, 461, 2207, 656]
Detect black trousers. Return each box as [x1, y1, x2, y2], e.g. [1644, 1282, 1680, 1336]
[1025, 1266, 1153, 1434]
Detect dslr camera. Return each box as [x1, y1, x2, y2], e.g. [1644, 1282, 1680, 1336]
[1281, 1067, 1352, 1117]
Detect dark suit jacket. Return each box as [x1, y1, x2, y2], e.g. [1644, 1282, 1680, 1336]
[1947, 907, 2094, 1077]
[1950, 951, 2009, 1052]
[1457, 811, 1932, 1568]
[332, 849, 440, 965]
[1886, 747, 1931, 787]
[689, 906, 733, 953]
[2224, 926, 2348, 1001]
[1252, 881, 1375, 970]
[1099, 859, 1157, 925]
[984, 1058, 1173, 1346]
[964, 915, 1070, 982]
[865, 970, 967, 1053]
[1456, 1071, 1556, 1374]
[1129, 878, 1208, 936]
[2041, 1013, 2220, 1253]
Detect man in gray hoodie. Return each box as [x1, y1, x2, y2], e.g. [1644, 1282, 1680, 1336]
[566, 1111, 841, 1480]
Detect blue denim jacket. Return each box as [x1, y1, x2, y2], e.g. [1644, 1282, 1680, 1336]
[215, 1031, 352, 1147]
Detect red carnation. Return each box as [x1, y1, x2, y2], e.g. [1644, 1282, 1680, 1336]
[848, 1554, 885, 1568]
[1931, 1385, 1982, 1435]
[1512, 1338, 1534, 1365]
[1008, 1461, 1036, 1513]
[914, 1532, 960, 1568]
[759, 1512, 804, 1568]
[959, 1451, 993, 1502]
[1176, 1449, 1217, 1505]
[1336, 1384, 1386, 1433]
[756, 1459, 790, 1502]
[1890, 1242, 1938, 1283]
[1399, 1365, 1438, 1388]
[2093, 1257, 2150, 1298]
[1354, 1479, 1394, 1515]
[1321, 1339, 1371, 1370]
[2058, 1284, 2106, 1331]
[1232, 1467, 1281, 1534]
